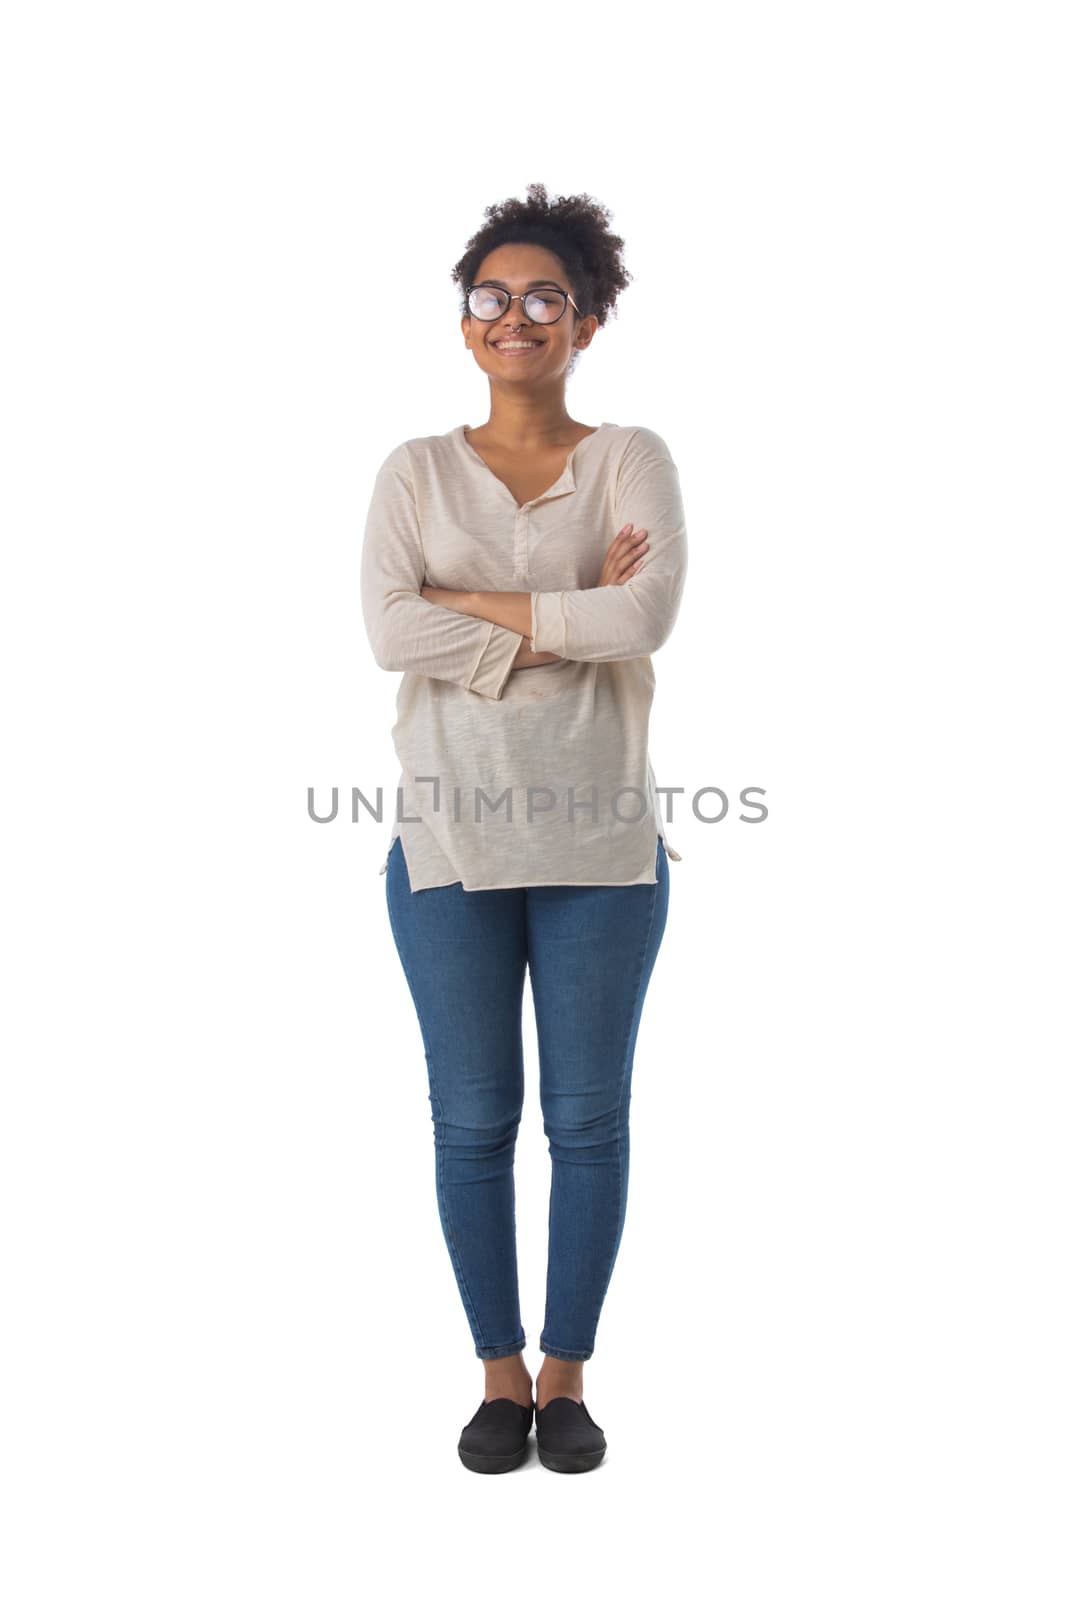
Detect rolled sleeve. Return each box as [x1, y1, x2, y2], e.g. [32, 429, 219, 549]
[529, 590, 566, 656]
[467, 621, 525, 699]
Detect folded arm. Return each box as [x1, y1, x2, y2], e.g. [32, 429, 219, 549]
[425, 429, 688, 664]
[530, 428, 688, 661]
[360, 443, 524, 699]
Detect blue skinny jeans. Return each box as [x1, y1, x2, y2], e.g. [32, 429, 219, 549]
[384, 833, 670, 1362]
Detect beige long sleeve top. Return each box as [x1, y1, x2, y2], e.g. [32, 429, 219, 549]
[360, 420, 687, 892]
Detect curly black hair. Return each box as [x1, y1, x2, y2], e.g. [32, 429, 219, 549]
[451, 182, 632, 373]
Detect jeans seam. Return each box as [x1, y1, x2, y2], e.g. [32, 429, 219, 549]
[597, 872, 659, 1323]
[434, 1122, 489, 1352]
[387, 862, 489, 1352]
[540, 864, 663, 1359]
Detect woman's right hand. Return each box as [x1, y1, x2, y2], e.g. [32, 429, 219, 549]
[597, 524, 649, 587]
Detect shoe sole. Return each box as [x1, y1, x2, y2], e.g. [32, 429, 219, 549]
[536, 1444, 606, 1473]
[458, 1442, 528, 1473]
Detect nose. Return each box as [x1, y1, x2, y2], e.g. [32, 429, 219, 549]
[501, 299, 530, 330]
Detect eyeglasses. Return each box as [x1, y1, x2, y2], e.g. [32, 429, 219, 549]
[466, 283, 582, 325]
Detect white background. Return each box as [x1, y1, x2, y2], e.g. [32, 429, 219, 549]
[2, 1, 1064, 1595]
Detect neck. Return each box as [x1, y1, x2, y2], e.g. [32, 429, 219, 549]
[478, 385, 576, 450]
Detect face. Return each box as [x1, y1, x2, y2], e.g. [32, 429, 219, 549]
[461, 242, 597, 384]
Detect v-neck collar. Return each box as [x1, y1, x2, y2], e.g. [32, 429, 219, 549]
[454, 423, 610, 510]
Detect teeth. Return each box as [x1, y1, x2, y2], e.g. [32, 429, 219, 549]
[495, 341, 539, 349]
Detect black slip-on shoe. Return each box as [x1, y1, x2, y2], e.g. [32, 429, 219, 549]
[534, 1397, 607, 1473]
[457, 1398, 535, 1474]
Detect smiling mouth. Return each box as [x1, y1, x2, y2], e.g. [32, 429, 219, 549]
[491, 340, 544, 354]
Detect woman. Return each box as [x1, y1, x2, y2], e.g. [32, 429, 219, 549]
[360, 184, 688, 1473]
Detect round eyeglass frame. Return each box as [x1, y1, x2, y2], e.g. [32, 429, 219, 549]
[465, 283, 583, 325]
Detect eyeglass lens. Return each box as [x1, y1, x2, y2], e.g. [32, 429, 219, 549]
[468, 286, 568, 324]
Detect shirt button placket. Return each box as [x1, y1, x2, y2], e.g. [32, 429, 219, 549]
[515, 504, 532, 584]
